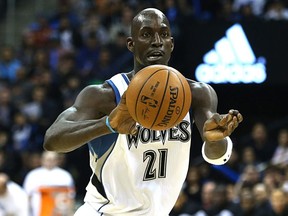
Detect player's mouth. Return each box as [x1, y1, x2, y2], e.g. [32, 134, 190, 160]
[147, 50, 164, 61]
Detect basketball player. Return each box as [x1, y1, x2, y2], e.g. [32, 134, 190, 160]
[44, 8, 243, 216]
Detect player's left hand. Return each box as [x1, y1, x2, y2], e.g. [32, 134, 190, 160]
[203, 109, 243, 142]
[109, 91, 137, 135]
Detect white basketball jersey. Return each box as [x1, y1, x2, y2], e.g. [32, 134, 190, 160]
[83, 73, 192, 216]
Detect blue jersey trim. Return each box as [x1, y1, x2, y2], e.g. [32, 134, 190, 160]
[106, 79, 121, 104]
[88, 134, 118, 158]
[121, 73, 130, 85]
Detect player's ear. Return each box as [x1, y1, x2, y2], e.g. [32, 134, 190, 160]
[127, 37, 134, 52]
[171, 37, 174, 52]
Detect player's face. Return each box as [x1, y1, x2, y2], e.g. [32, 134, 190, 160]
[129, 12, 174, 68]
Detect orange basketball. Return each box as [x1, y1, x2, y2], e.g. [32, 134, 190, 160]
[126, 65, 192, 130]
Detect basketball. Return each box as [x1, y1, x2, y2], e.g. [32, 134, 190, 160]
[126, 65, 192, 130]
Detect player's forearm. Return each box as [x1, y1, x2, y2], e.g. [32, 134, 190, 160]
[43, 116, 110, 153]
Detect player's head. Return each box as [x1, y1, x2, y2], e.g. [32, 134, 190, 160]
[127, 8, 174, 71]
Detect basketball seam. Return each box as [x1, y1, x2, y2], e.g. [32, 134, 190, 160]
[151, 70, 170, 129]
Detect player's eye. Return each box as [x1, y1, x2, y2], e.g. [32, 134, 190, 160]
[142, 32, 151, 37]
[162, 31, 169, 37]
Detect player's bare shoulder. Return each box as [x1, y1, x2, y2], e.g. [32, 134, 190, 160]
[187, 79, 218, 109]
[73, 82, 116, 118]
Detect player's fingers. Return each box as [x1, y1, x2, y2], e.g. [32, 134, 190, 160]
[232, 116, 239, 129]
[211, 113, 222, 124]
[204, 113, 221, 130]
[226, 122, 234, 136]
[229, 109, 243, 123]
[226, 117, 239, 134]
[237, 113, 243, 123]
[218, 114, 232, 127]
[130, 126, 138, 135]
[229, 109, 239, 115]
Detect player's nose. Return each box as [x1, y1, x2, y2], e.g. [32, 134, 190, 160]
[152, 33, 163, 47]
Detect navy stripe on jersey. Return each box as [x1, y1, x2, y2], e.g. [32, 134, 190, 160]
[88, 134, 118, 158]
[92, 174, 107, 199]
[121, 73, 130, 85]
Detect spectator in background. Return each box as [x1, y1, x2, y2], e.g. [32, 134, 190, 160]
[271, 128, 288, 167]
[0, 173, 29, 216]
[81, 14, 109, 46]
[164, 0, 180, 37]
[267, 188, 288, 215]
[0, 86, 18, 129]
[23, 151, 75, 216]
[11, 112, 32, 153]
[106, 30, 133, 72]
[108, 5, 134, 42]
[21, 85, 59, 126]
[233, 0, 266, 16]
[56, 16, 83, 52]
[17, 152, 42, 186]
[238, 3, 260, 20]
[262, 165, 284, 195]
[233, 165, 261, 202]
[235, 187, 256, 216]
[196, 183, 238, 216]
[252, 183, 271, 216]
[21, 86, 60, 152]
[10, 66, 33, 108]
[0, 129, 22, 182]
[264, 0, 288, 20]
[183, 166, 202, 203]
[61, 74, 82, 109]
[211, 184, 239, 215]
[49, 1, 80, 30]
[198, 180, 216, 213]
[0, 45, 22, 83]
[239, 146, 261, 173]
[27, 49, 51, 80]
[245, 122, 276, 163]
[170, 189, 201, 215]
[216, 0, 241, 21]
[193, 0, 222, 20]
[47, 32, 67, 72]
[90, 47, 118, 83]
[29, 14, 53, 49]
[18, 31, 37, 67]
[56, 52, 78, 85]
[76, 31, 100, 81]
[35, 69, 63, 105]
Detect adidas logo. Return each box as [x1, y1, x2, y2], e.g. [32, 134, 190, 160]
[195, 24, 266, 84]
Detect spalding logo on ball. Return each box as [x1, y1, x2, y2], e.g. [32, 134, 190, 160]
[126, 65, 192, 130]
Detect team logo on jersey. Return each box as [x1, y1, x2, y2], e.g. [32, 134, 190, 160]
[126, 121, 191, 149]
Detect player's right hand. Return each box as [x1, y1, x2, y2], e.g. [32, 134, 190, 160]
[108, 91, 137, 135]
[203, 109, 243, 142]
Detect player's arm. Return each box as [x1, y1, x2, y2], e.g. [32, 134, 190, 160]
[43, 84, 115, 153]
[191, 81, 243, 165]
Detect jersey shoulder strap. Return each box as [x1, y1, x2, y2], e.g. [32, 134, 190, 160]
[106, 73, 130, 104]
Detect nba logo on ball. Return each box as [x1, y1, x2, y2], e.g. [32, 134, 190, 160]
[126, 65, 192, 130]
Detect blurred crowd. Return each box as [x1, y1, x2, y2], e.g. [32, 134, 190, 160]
[171, 123, 288, 215]
[0, 0, 288, 215]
